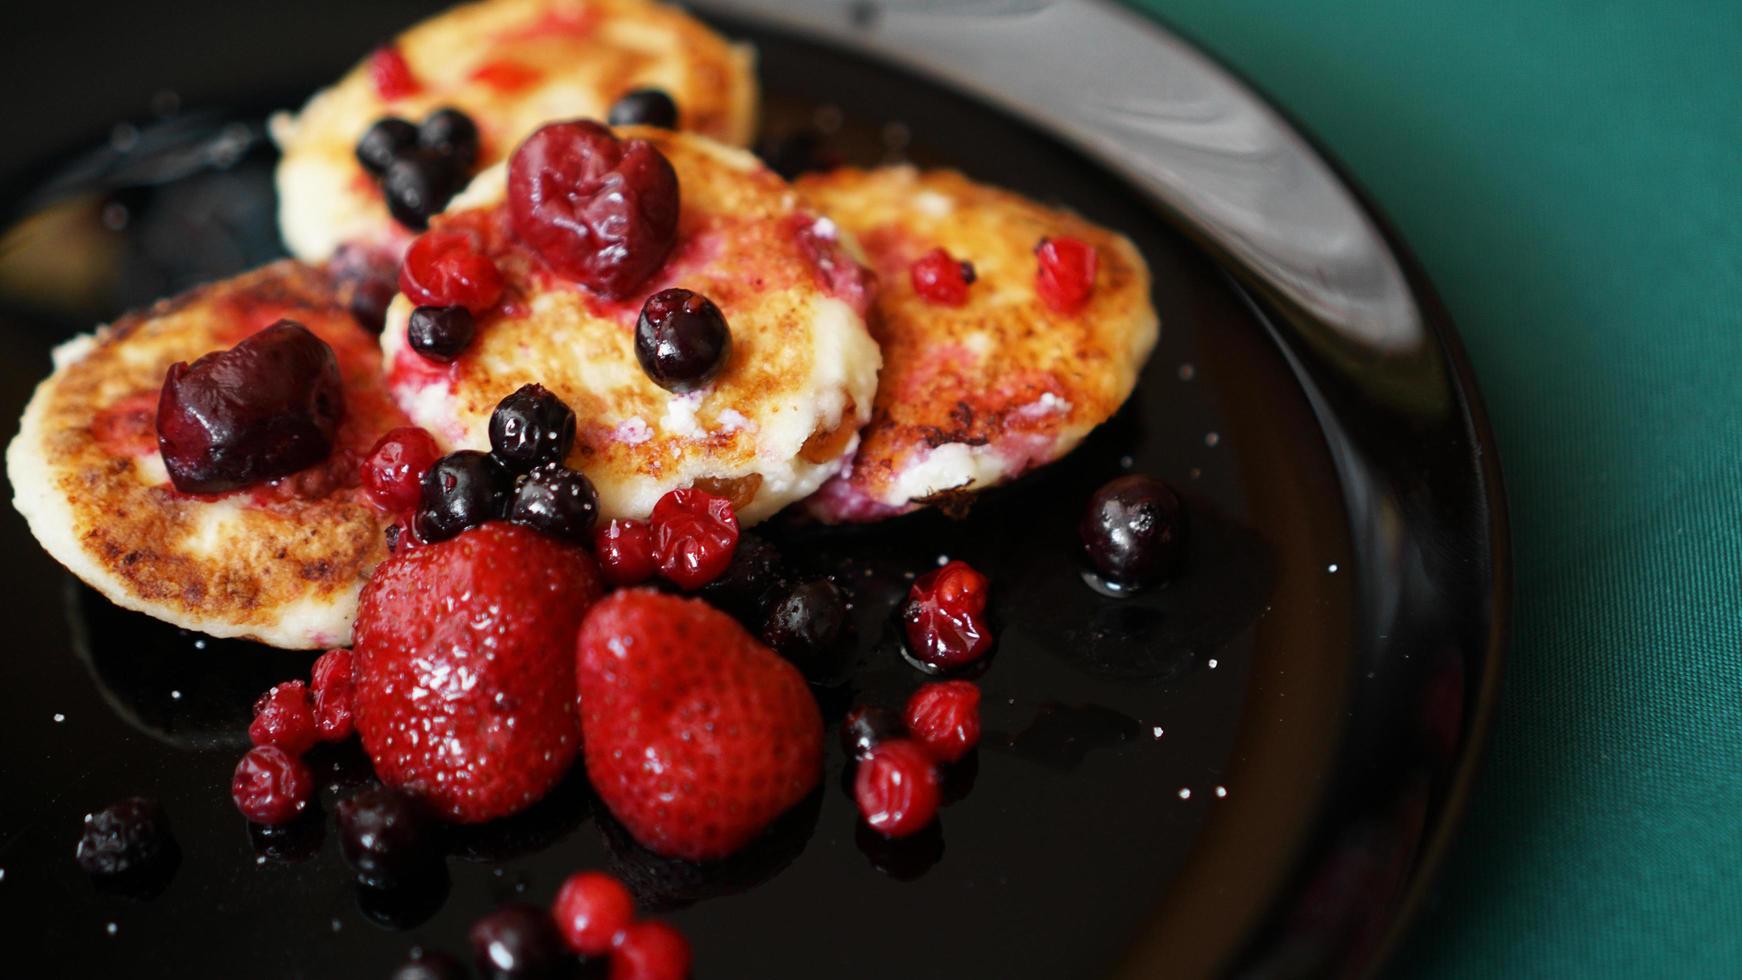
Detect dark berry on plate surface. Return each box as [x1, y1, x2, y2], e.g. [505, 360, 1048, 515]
[553, 870, 635, 956]
[384, 150, 462, 230]
[348, 274, 397, 334]
[364, 426, 444, 512]
[507, 120, 680, 297]
[231, 745, 313, 826]
[910, 247, 975, 306]
[761, 578, 847, 663]
[391, 949, 469, 980]
[650, 487, 740, 589]
[400, 230, 505, 313]
[902, 560, 994, 670]
[840, 705, 905, 762]
[418, 107, 480, 173]
[905, 680, 982, 763]
[757, 126, 842, 180]
[1035, 235, 1098, 313]
[635, 288, 731, 393]
[1079, 474, 1184, 587]
[75, 797, 173, 876]
[408, 305, 477, 362]
[469, 903, 566, 979]
[854, 739, 940, 838]
[310, 647, 355, 741]
[415, 450, 512, 542]
[336, 786, 437, 890]
[156, 320, 344, 494]
[607, 87, 679, 129]
[610, 920, 692, 980]
[699, 532, 787, 621]
[356, 116, 418, 177]
[249, 680, 318, 755]
[593, 518, 658, 586]
[489, 383, 576, 471]
[509, 462, 598, 542]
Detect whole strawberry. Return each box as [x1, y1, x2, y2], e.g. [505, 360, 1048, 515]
[577, 590, 822, 860]
[353, 522, 604, 823]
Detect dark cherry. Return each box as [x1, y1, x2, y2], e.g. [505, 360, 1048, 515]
[415, 450, 512, 542]
[508, 462, 599, 543]
[75, 797, 174, 876]
[607, 87, 679, 128]
[762, 578, 848, 664]
[384, 149, 461, 230]
[469, 903, 566, 980]
[699, 532, 788, 622]
[840, 705, 905, 762]
[335, 786, 436, 890]
[407, 305, 476, 362]
[391, 949, 469, 980]
[356, 116, 418, 177]
[635, 287, 732, 392]
[156, 320, 344, 494]
[1078, 474, 1185, 587]
[489, 383, 576, 471]
[418, 107, 480, 173]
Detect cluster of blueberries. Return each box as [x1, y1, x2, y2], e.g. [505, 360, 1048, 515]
[357, 108, 482, 231]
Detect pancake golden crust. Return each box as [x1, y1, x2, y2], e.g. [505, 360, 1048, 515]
[7, 262, 410, 649]
[274, 0, 758, 262]
[796, 166, 1160, 522]
[380, 128, 880, 525]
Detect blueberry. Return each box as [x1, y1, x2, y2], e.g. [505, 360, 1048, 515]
[839, 705, 904, 761]
[384, 149, 461, 230]
[1078, 474, 1185, 587]
[607, 88, 679, 129]
[391, 949, 468, 980]
[416, 451, 512, 542]
[469, 903, 565, 980]
[761, 578, 847, 663]
[635, 288, 731, 392]
[419, 107, 480, 174]
[356, 116, 418, 177]
[336, 787, 436, 890]
[407, 305, 475, 362]
[347, 274, 397, 335]
[488, 383, 576, 471]
[75, 797, 174, 876]
[700, 533, 787, 621]
[509, 463, 598, 543]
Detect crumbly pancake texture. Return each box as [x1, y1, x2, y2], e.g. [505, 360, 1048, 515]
[380, 129, 881, 525]
[273, 0, 759, 262]
[7, 262, 410, 649]
[796, 166, 1160, 522]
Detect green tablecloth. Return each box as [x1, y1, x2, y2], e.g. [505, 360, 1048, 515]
[1124, 0, 1742, 974]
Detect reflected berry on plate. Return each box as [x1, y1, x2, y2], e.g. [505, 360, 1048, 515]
[593, 518, 658, 587]
[509, 462, 599, 543]
[610, 920, 692, 980]
[363, 426, 443, 512]
[356, 116, 418, 177]
[635, 288, 732, 393]
[1034, 235, 1097, 313]
[553, 870, 635, 956]
[407, 305, 476, 363]
[910, 247, 975, 306]
[419, 107, 480, 174]
[901, 560, 993, 670]
[489, 383, 576, 472]
[470, 903, 566, 980]
[699, 532, 787, 622]
[854, 739, 940, 838]
[249, 680, 318, 755]
[650, 487, 739, 589]
[608, 88, 679, 129]
[415, 450, 512, 543]
[336, 786, 437, 890]
[1078, 474, 1184, 587]
[75, 797, 174, 876]
[231, 745, 313, 826]
[400, 230, 504, 313]
[905, 680, 981, 763]
[761, 578, 847, 665]
[310, 647, 355, 741]
[840, 705, 904, 762]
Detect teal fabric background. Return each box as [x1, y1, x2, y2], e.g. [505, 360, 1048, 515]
[1122, 1, 1742, 975]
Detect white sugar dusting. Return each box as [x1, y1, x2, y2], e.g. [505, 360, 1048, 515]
[1151, 726, 1165, 740]
[1178, 363, 1196, 381]
[52, 713, 65, 723]
[614, 417, 652, 446]
[1178, 788, 1192, 800]
[1204, 432, 1220, 447]
[1215, 786, 1228, 798]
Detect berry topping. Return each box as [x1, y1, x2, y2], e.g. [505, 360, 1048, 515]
[363, 426, 443, 512]
[904, 681, 982, 762]
[699, 532, 787, 623]
[577, 591, 823, 860]
[1079, 474, 1185, 587]
[509, 462, 599, 543]
[75, 797, 174, 876]
[415, 450, 512, 543]
[400, 230, 505, 313]
[607, 88, 679, 129]
[407, 305, 477, 362]
[249, 680, 318, 755]
[1034, 236, 1098, 313]
[490, 383, 576, 471]
[391, 950, 468, 980]
[650, 487, 739, 590]
[609, 921, 692, 980]
[469, 904, 566, 980]
[592, 518, 658, 587]
[761, 579, 847, 664]
[353, 523, 603, 822]
[902, 560, 993, 670]
[507, 120, 680, 297]
[310, 647, 356, 741]
[910, 247, 975, 306]
[384, 150, 464, 231]
[231, 745, 313, 825]
[840, 705, 905, 762]
[418, 107, 481, 174]
[369, 45, 422, 101]
[634, 288, 731, 393]
[854, 739, 940, 838]
[336, 787, 436, 889]
[553, 870, 635, 956]
[357, 117, 419, 177]
[156, 320, 344, 494]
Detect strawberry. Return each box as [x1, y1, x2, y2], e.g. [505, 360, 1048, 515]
[353, 522, 604, 823]
[577, 590, 822, 860]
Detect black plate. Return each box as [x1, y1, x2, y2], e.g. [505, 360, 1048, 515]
[0, 6, 1507, 978]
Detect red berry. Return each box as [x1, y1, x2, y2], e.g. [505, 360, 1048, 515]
[553, 870, 635, 956]
[649, 488, 739, 590]
[609, 921, 692, 980]
[310, 648, 355, 741]
[362, 426, 442, 512]
[1034, 236, 1098, 313]
[369, 45, 422, 101]
[902, 560, 993, 670]
[399, 231, 504, 314]
[909, 247, 974, 306]
[249, 680, 318, 755]
[231, 745, 313, 825]
[507, 120, 680, 298]
[904, 681, 981, 763]
[592, 518, 658, 586]
[854, 739, 939, 838]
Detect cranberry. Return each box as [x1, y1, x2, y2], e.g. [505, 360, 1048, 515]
[607, 88, 679, 129]
[634, 288, 731, 393]
[408, 305, 476, 362]
[1079, 474, 1185, 587]
[650, 488, 739, 589]
[839, 705, 904, 762]
[910, 247, 975, 306]
[905, 681, 981, 763]
[507, 120, 680, 297]
[231, 745, 313, 825]
[489, 383, 576, 471]
[509, 462, 598, 543]
[902, 560, 993, 670]
[761, 579, 847, 664]
[400, 230, 504, 314]
[370, 45, 422, 101]
[357, 117, 419, 177]
[384, 150, 464, 230]
[609, 920, 692, 980]
[310, 647, 355, 741]
[363, 426, 443, 512]
[469, 904, 566, 979]
[391, 949, 469, 980]
[419, 107, 480, 174]
[415, 451, 512, 542]
[1035, 236, 1098, 313]
[156, 320, 344, 494]
[699, 532, 787, 623]
[553, 870, 635, 956]
[592, 518, 658, 586]
[336, 787, 436, 889]
[75, 797, 174, 875]
[249, 680, 318, 755]
[854, 739, 940, 838]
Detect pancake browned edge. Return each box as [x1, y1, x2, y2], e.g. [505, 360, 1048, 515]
[7, 261, 409, 649]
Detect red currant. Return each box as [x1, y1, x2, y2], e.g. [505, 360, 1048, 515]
[399, 230, 504, 314]
[592, 518, 658, 587]
[902, 560, 993, 670]
[231, 745, 313, 825]
[1034, 236, 1098, 313]
[904, 681, 982, 762]
[248, 680, 318, 755]
[310, 648, 355, 741]
[854, 739, 940, 838]
[368, 45, 422, 101]
[553, 870, 635, 956]
[609, 920, 692, 980]
[362, 426, 442, 512]
[650, 488, 739, 590]
[909, 247, 975, 306]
